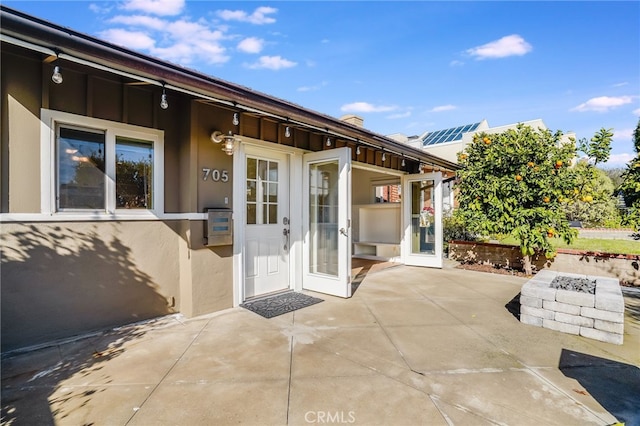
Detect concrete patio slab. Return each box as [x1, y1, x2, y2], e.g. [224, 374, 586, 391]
[2, 264, 639, 425]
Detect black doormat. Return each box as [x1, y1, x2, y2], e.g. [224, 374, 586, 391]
[240, 292, 324, 318]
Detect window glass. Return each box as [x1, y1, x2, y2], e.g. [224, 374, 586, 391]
[246, 157, 278, 225]
[57, 127, 106, 210]
[116, 137, 153, 209]
[374, 183, 401, 203]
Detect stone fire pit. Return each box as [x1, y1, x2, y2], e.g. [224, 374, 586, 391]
[520, 270, 624, 344]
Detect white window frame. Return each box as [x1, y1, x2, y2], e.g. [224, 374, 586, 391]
[41, 109, 164, 219]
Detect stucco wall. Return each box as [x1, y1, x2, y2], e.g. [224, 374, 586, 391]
[1, 219, 236, 352]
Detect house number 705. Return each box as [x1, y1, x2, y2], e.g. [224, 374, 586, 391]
[202, 168, 229, 182]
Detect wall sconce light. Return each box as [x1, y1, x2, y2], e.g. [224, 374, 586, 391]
[51, 65, 63, 84]
[356, 145, 361, 155]
[211, 130, 239, 155]
[285, 126, 291, 138]
[326, 137, 331, 147]
[232, 112, 239, 126]
[160, 87, 169, 110]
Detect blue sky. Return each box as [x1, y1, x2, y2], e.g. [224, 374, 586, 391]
[5, 0, 639, 167]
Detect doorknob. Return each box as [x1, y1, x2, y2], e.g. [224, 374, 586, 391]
[339, 228, 348, 237]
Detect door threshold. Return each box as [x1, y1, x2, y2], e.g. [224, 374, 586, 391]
[244, 288, 293, 302]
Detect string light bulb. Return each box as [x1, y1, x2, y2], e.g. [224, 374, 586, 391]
[356, 145, 361, 155]
[232, 112, 239, 126]
[401, 157, 406, 167]
[160, 88, 168, 110]
[51, 65, 63, 84]
[285, 126, 291, 138]
[326, 137, 331, 147]
[381, 151, 386, 162]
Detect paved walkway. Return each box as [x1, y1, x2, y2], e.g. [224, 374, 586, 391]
[2, 265, 639, 425]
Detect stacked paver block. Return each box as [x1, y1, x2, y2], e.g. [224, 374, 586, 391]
[520, 270, 624, 344]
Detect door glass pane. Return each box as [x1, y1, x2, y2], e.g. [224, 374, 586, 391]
[116, 137, 153, 209]
[308, 160, 339, 277]
[57, 126, 106, 210]
[247, 157, 278, 225]
[411, 180, 435, 255]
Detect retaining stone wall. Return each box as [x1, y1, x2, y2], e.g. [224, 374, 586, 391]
[448, 241, 639, 285]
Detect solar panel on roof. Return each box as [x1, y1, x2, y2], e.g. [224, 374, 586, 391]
[422, 122, 481, 147]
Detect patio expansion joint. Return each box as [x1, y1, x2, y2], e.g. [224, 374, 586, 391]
[122, 316, 214, 426]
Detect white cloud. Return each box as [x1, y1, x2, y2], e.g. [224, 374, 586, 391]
[387, 111, 411, 119]
[247, 55, 296, 70]
[612, 82, 629, 87]
[614, 128, 634, 141]
[110, 15, 167, 30]
[297, 81, 328, 92]
[633, 108, 640, 116]
[570, 95, 634, 112]
[430, 104, 456, 113]
[89, 3, 112, 14]
[340, 102, 397, 113]
[449, 60, 464, 67]
[121, 0, 185, 16]
[217, 6, 277, 25]
[99, 28, 156, 50]
[467, 34, 532, 60]
[606, 153, 635, 167]
[237, 37, 264, 54]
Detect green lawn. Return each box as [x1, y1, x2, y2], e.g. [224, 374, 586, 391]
[496, 236, 640, 255]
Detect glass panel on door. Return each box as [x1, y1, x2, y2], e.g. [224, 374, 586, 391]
[308, 161, 339, 277]
[411, 180, 436, 255]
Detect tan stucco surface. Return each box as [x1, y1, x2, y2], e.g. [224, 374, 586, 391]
[1, 220, 233, 351]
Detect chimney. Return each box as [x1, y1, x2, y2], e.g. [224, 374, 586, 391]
[340, 114, 364, 128]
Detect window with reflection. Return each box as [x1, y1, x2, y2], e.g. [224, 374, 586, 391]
[116, 137, 154, 209]
[57, 127, 106, 210]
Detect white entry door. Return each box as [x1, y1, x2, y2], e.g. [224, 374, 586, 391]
[302, 147, 352, 298]
[402, 173, 443, 268]
[244, 149, 290, 298]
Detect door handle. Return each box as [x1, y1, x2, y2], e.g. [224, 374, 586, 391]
[339, 227, 348, 237]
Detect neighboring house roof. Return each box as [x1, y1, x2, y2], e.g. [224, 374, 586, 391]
[391, 118, 574, 164]
[421, 122, 483, 146]
[0, 5, 459, 172]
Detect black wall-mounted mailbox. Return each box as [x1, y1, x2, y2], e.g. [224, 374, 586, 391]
[206, 208, 233, 246]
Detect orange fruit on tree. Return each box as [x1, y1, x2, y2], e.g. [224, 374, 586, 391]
[543, 196, 550, 203]
[527, 162, 534, 167]
[555, 160, 563, 168]
[515, 175, 522, 181]
[483, 137, 491, 144]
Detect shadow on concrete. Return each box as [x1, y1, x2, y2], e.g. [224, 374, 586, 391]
[1, 322, 151, 425]
[624, 291, 640, 323]
[505, 292, 521, 321]
[559, 349, 640, 426]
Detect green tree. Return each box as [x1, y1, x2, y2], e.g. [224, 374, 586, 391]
[620, 119, 640, 230]
[601, 167, 625, 190]
[455, 124, 577, 275]
[562, 161, 622, 227]
[579, 128, 613, 166]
